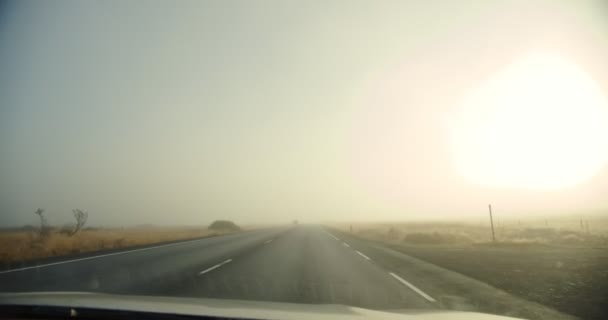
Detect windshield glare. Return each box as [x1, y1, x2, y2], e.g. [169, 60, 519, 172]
[1, 1, 607, 320]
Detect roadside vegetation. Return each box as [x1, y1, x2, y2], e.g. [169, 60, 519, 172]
[347, 216, 608, 246]
[333, 216, 608, 320]
[0, 226, 230, 265]
[208, 220, 241, 232]
[0, 209, 241, 265]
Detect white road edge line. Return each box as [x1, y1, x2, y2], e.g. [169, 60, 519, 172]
[342, 242, 350, 247]
[198, 259, 232, 275]
[389, 272, 436, 302]
[264, 239, 273, 244]
[0, 236, 220, 274]
[356, 251, 371, 261]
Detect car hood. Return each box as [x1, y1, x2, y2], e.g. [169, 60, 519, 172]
[0, 292, 522, 320]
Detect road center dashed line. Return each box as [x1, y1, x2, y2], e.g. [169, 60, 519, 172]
[264, 239, 273, 244]
[356, 251, 371, 261]
[342, 242, 350, 247]
[198, 259, 232, 275]
[389, 272, 436, 302]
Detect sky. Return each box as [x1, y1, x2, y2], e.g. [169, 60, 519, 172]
[1, 0, 608, 227]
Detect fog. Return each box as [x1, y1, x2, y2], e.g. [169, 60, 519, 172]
[2, 1, 608, 227]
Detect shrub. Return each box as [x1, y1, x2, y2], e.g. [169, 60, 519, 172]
[208, 220, 240, 232]
[558, 233, 585, 244]
[357, 228, 386, 239]
[518, 228, 556, 239]
[403, 232, 441, 244]
[34, 208, 50, 238]
[403, 232, 473, 245]
[387, 227, 400, 240]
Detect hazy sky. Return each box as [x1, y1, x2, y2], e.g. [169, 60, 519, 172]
[2, 1, 608, 227]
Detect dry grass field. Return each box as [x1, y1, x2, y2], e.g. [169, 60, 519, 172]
[336, 215, 608, 246]
[330, 215, 608, 320]
[0, 226, 231, 264]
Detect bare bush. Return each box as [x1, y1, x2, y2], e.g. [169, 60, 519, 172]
[70, 209, 88, 236]
[34, 208, 49, 238]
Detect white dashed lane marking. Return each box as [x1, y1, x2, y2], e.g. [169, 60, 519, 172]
[324, 231, 339, 241]
[356, 251, 371, 261]
[389, 272, 436, 302]
[198, 259, 232, 275]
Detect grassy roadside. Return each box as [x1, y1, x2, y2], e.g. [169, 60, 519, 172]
[0, 227, 233, 264]
[332, 222, 608, 320]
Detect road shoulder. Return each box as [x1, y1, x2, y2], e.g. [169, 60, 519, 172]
[329, 228, 578, 320]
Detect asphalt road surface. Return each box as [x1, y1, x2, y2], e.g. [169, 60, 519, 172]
[0, 226, 437, 310]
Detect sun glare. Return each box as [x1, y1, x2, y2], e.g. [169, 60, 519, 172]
[451, 52, 608, 190]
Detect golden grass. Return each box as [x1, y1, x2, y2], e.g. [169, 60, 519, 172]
[0, 227, 229, 263]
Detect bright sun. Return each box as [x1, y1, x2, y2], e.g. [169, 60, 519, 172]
[451, 52, 608, 190]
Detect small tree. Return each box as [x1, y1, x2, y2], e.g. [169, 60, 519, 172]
[208, 220, 240, 232]
[34, 208, 49, 237]
[70, 209, 88, 236]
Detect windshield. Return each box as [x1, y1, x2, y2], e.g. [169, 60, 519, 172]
[1, 1, 607, 320]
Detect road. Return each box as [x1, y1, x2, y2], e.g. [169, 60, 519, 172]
[0, 225, 437, 310]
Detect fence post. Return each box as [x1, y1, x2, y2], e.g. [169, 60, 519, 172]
[489, 204, 496, 242]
